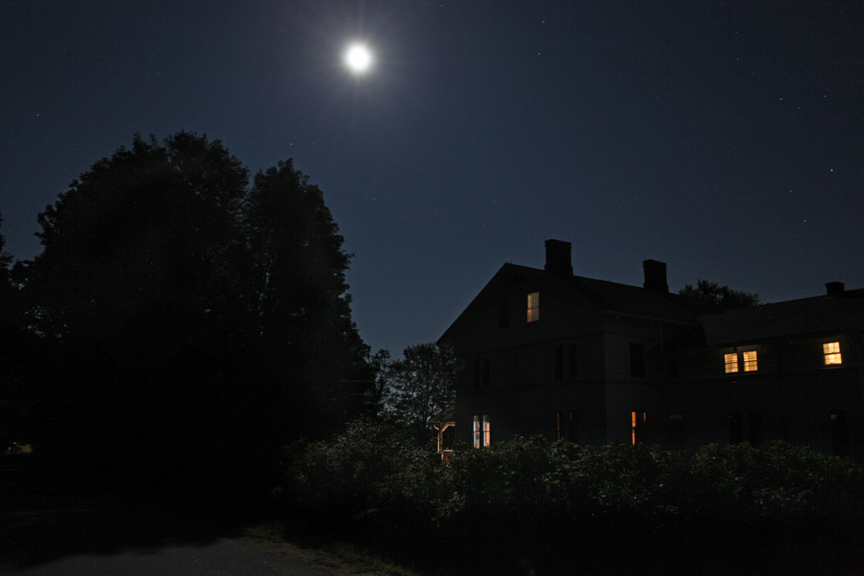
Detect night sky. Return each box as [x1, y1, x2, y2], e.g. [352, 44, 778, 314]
[2, 1, 862, 357]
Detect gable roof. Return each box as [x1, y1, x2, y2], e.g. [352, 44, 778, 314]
[698, 288, 864, 346]
[439, 263, 703, 344]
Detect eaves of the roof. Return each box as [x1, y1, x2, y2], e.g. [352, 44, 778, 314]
[698, 289, 864, 345]
[438, 264, 702, 343]
[438, 263, 576, 344]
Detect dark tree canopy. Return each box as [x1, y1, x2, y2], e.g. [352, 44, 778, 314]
[13, 132, 369, 494]
[379, 343, 457, 442]
[679, 279, 762, 310]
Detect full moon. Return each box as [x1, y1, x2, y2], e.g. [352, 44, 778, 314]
[345, 44, 373, 73]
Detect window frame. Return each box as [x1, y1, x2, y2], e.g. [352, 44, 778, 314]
[742, 350, 759, 372]
[823, 341, 843, 366]
[473, 415, 491, 448]
[724, 352, 739, 374]
[629, 342, 646, 378]
[723, 348, 760, 375]
[527, 291, 540, 323]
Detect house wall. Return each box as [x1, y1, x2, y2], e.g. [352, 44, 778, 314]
[443, 258, 864, 459]
[662, 331, 864, 457]
[451, 279, 609, 446]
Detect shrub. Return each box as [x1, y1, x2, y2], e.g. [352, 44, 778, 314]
[279, 427, 864, 568]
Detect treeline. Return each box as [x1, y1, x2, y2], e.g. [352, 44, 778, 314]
[0, 132, 372, 498]
[282, 422, 864, 574]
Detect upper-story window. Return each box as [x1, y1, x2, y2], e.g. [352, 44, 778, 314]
[725, 350, 758, 373]
[527, 292, 540, 323]
[473, 357, 491, 388]
[743, 350, 758, 372]
[724, 353, 739, 374]
[823, 342, 842, 366]
[629, 343, 646, 378]
[497, 299, 509, 329]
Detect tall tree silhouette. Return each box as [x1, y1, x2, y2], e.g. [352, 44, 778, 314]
[23, 133, 368, 493]
[245, 161, 368, 439]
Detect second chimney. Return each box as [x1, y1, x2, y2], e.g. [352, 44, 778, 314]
[643, 259, 669, 293]
[545, 239, 573, 279]
[826, 281, 845, 297]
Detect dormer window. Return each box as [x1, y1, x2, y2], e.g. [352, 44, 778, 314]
[823, 342, 842, 366]
[527, 292, 540, 323]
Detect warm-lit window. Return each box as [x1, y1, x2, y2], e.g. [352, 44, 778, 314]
[743, 350, 758, 372]
[483, 416, 491, 446]
[527, 292, 539, 322]
[724, 353, 739, 374]
[473, 415, 491, 448]
[631, 411, 647, 445]
[824, 342, 842, 365]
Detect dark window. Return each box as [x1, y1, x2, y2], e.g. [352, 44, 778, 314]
[473, 358, 491, 388]
[728, 412, 743, 444]
[630, 343, 646, 378]
[554, 345, 564, 380]
[497, 299, 509, 329]
[568, 343, 578, 378]
[667, 359, 679, 378]
[482, 358, 491, 388]
[667, 414, 684, 442]
[831, 412, 849, 457]
[748, 412, 762, 444]
[556, 410, 578, 443]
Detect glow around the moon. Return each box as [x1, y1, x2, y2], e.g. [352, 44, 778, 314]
[345, 43, 373, 73]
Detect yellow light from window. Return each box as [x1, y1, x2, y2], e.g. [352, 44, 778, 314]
[631, 412, 645, 445]
[527, 292, 540, 322]
[824, 342, 842, 365]
[724, 353, 739, 373]
[743, 350, 758, 372]
[483, 415, 491, 446]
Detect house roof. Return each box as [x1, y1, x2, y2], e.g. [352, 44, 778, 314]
[439, 263, 705, 344]
[438, 252, 863, 349]
[572, 275, 710, 323]
[698, 288, 864, 346]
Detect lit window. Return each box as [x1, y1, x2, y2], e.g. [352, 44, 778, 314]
[631, 411, 647, 445]
[824, 342, 842, 365]
[743, 350, 758, 372]
[473, 415, 491, 448]
[483, 416, 491, 447]
[724, 353, 739, 374]
[527, 292, 539, 322]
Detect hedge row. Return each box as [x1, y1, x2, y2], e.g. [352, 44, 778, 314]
[279, 420, 864, 572]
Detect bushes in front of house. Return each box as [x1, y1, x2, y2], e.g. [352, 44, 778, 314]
[279, 422, 864, 572]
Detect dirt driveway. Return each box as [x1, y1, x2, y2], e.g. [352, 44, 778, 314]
[1, 537, 340, 576]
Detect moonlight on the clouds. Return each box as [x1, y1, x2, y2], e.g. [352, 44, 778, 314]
[345, 43, 373, 73]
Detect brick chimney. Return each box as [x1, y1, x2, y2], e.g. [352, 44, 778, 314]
[643, 259, 668, 293]
[826, 281, 845, 297]
[545, 239, 573, 279]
